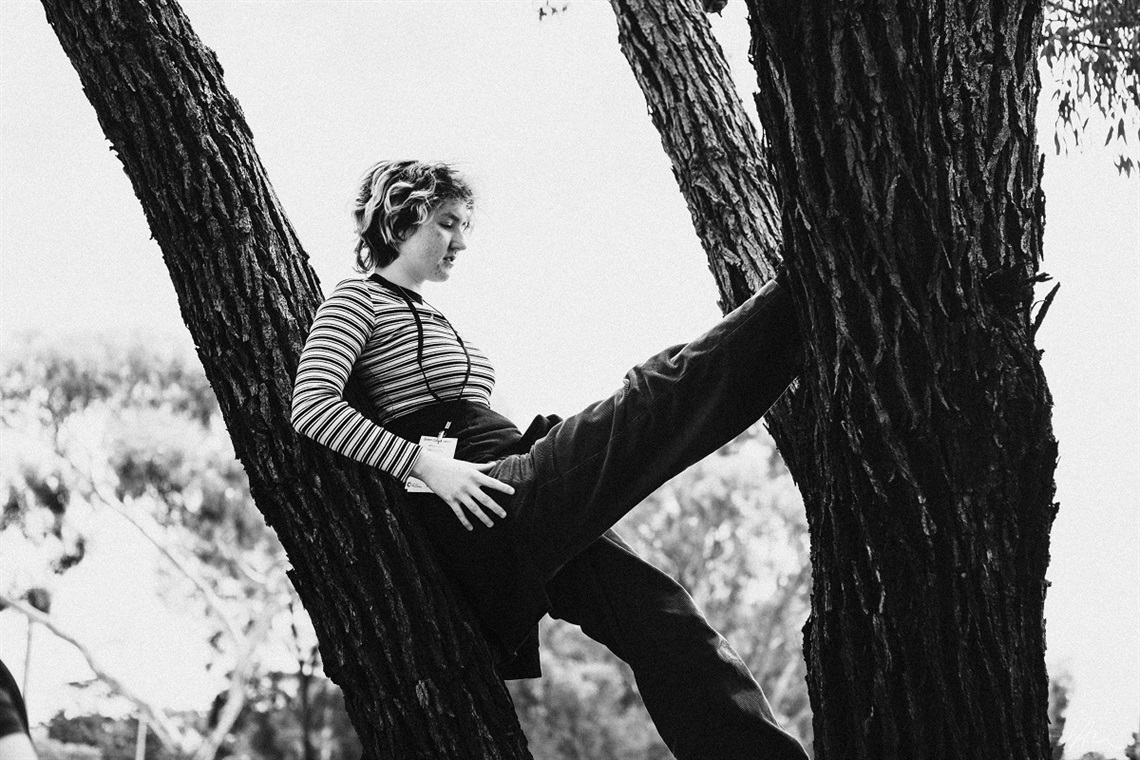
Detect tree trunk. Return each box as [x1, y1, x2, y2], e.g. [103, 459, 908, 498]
[611, 0, 1058, 756]
[607, 0, 818, 746]
[608, 0, 782, 309]
[38, 1, 529, 757]
[747, 1, 1058, 754]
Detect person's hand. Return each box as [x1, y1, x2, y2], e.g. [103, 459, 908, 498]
[409, 450, 514, 531]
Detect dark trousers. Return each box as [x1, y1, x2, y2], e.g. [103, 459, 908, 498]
[489, 277, 808, 759]
[549, 531, 807, 760]
[496, 277, 801, 580]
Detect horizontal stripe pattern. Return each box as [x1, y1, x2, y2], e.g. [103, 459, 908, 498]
[291, 277, 495, 480]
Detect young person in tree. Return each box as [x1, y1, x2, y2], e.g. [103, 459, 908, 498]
[292, 160, 807, 760]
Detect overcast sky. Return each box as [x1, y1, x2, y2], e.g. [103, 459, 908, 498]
[1, 0, 1137, 755]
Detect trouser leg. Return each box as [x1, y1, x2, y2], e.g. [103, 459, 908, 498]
[547, 531, 809, 760]
[499, 276, 800, 582]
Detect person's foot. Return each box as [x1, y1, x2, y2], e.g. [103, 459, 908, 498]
[774, 261, 791, 289]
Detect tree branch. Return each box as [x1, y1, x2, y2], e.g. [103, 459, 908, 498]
[190, 597, 282, 760]
[608, 0, 783, 308]
[0, 595, 184, 751]
[64, 457, 245, 648]
[1044, 0, 1091, 21]
[1045, 35, 1134, 55]
[1031, 283, 1062, 338]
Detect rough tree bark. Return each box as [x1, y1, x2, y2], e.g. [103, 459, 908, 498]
[610, 0, 1058, 756]
[38, 1, 530, 757]
[748, 1, 1057, 754]
[610, 0, 782, 307]
[607, 0, 817, 745]
[42, 0, 1059, 755]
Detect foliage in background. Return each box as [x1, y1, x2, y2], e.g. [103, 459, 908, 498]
[538, 0, 1140, 173]
[1046, 666, 1139, 760]
[1050, 666, 1073, 759]
[210, 665, 360, 760]
[41, 712, 181, 760]
[1041, 0, 1140, 173]
[0, 337, 355, 760]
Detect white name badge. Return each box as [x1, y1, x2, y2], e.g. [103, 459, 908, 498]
[405, 436, 458, 493]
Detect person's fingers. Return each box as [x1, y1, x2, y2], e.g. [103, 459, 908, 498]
[471, 486, 507, 520]
[476, 473, 515, 496]
[461, 495, 495, 528]
[446, 499, 474, 531]
[472, 462, 516, 495]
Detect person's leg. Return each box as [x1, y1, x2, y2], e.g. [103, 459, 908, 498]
[547, 531, 809, 760]
[493, 275, 801, 582]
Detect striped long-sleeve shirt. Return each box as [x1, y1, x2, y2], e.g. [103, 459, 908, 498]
[290, 276, 495, 481]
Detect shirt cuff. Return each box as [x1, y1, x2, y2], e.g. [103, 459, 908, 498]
[381, 438, 422, 483]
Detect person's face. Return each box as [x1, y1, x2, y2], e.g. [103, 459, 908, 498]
[392, 200, 471, 285]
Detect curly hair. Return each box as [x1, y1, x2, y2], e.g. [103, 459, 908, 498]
[352, 160, 475, 272]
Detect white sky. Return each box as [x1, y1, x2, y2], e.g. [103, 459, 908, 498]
[0, 0, 1137, 755]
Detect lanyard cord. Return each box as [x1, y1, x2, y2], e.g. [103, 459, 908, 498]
[371, 274, 472, 405]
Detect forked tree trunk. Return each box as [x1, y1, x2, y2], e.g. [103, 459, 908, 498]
[42, 0, 1060, 755]
[39, 1, 529, 756]
[611, 0, 1058, 756]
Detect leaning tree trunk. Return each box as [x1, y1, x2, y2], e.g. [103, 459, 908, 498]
[39, 1, 530, 757]
[607, 0, 818, 745]
[610, 0, 1058, 756]
[610, 0, 782, 308]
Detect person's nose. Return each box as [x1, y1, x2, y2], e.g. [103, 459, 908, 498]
[451, 228, 467, 251]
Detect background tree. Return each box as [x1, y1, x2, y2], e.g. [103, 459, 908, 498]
[210, 643, 361, 760]
[1048, 667, 1072, 759]
[1126, 733, 1140, 760]
[1040, 0, 1140, 173]
[39, 712, 180, 760]
[0, 338, 326, 760]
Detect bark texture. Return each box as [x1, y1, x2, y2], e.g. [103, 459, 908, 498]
[610, 0, 781, 309]
[609, 0, 817, 745]
[39, 1, 530, 757]
[746, 1, 1057, 753]
[610, 0, 1058, 756]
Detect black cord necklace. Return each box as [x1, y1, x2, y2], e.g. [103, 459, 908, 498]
[369, 273, 472, 404]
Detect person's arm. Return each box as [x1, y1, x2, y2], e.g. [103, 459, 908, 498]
[291, 279, 424, 480]
[291, 280, 512, 529]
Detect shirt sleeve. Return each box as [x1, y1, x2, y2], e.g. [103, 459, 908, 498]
[291, 279, 422, 481]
